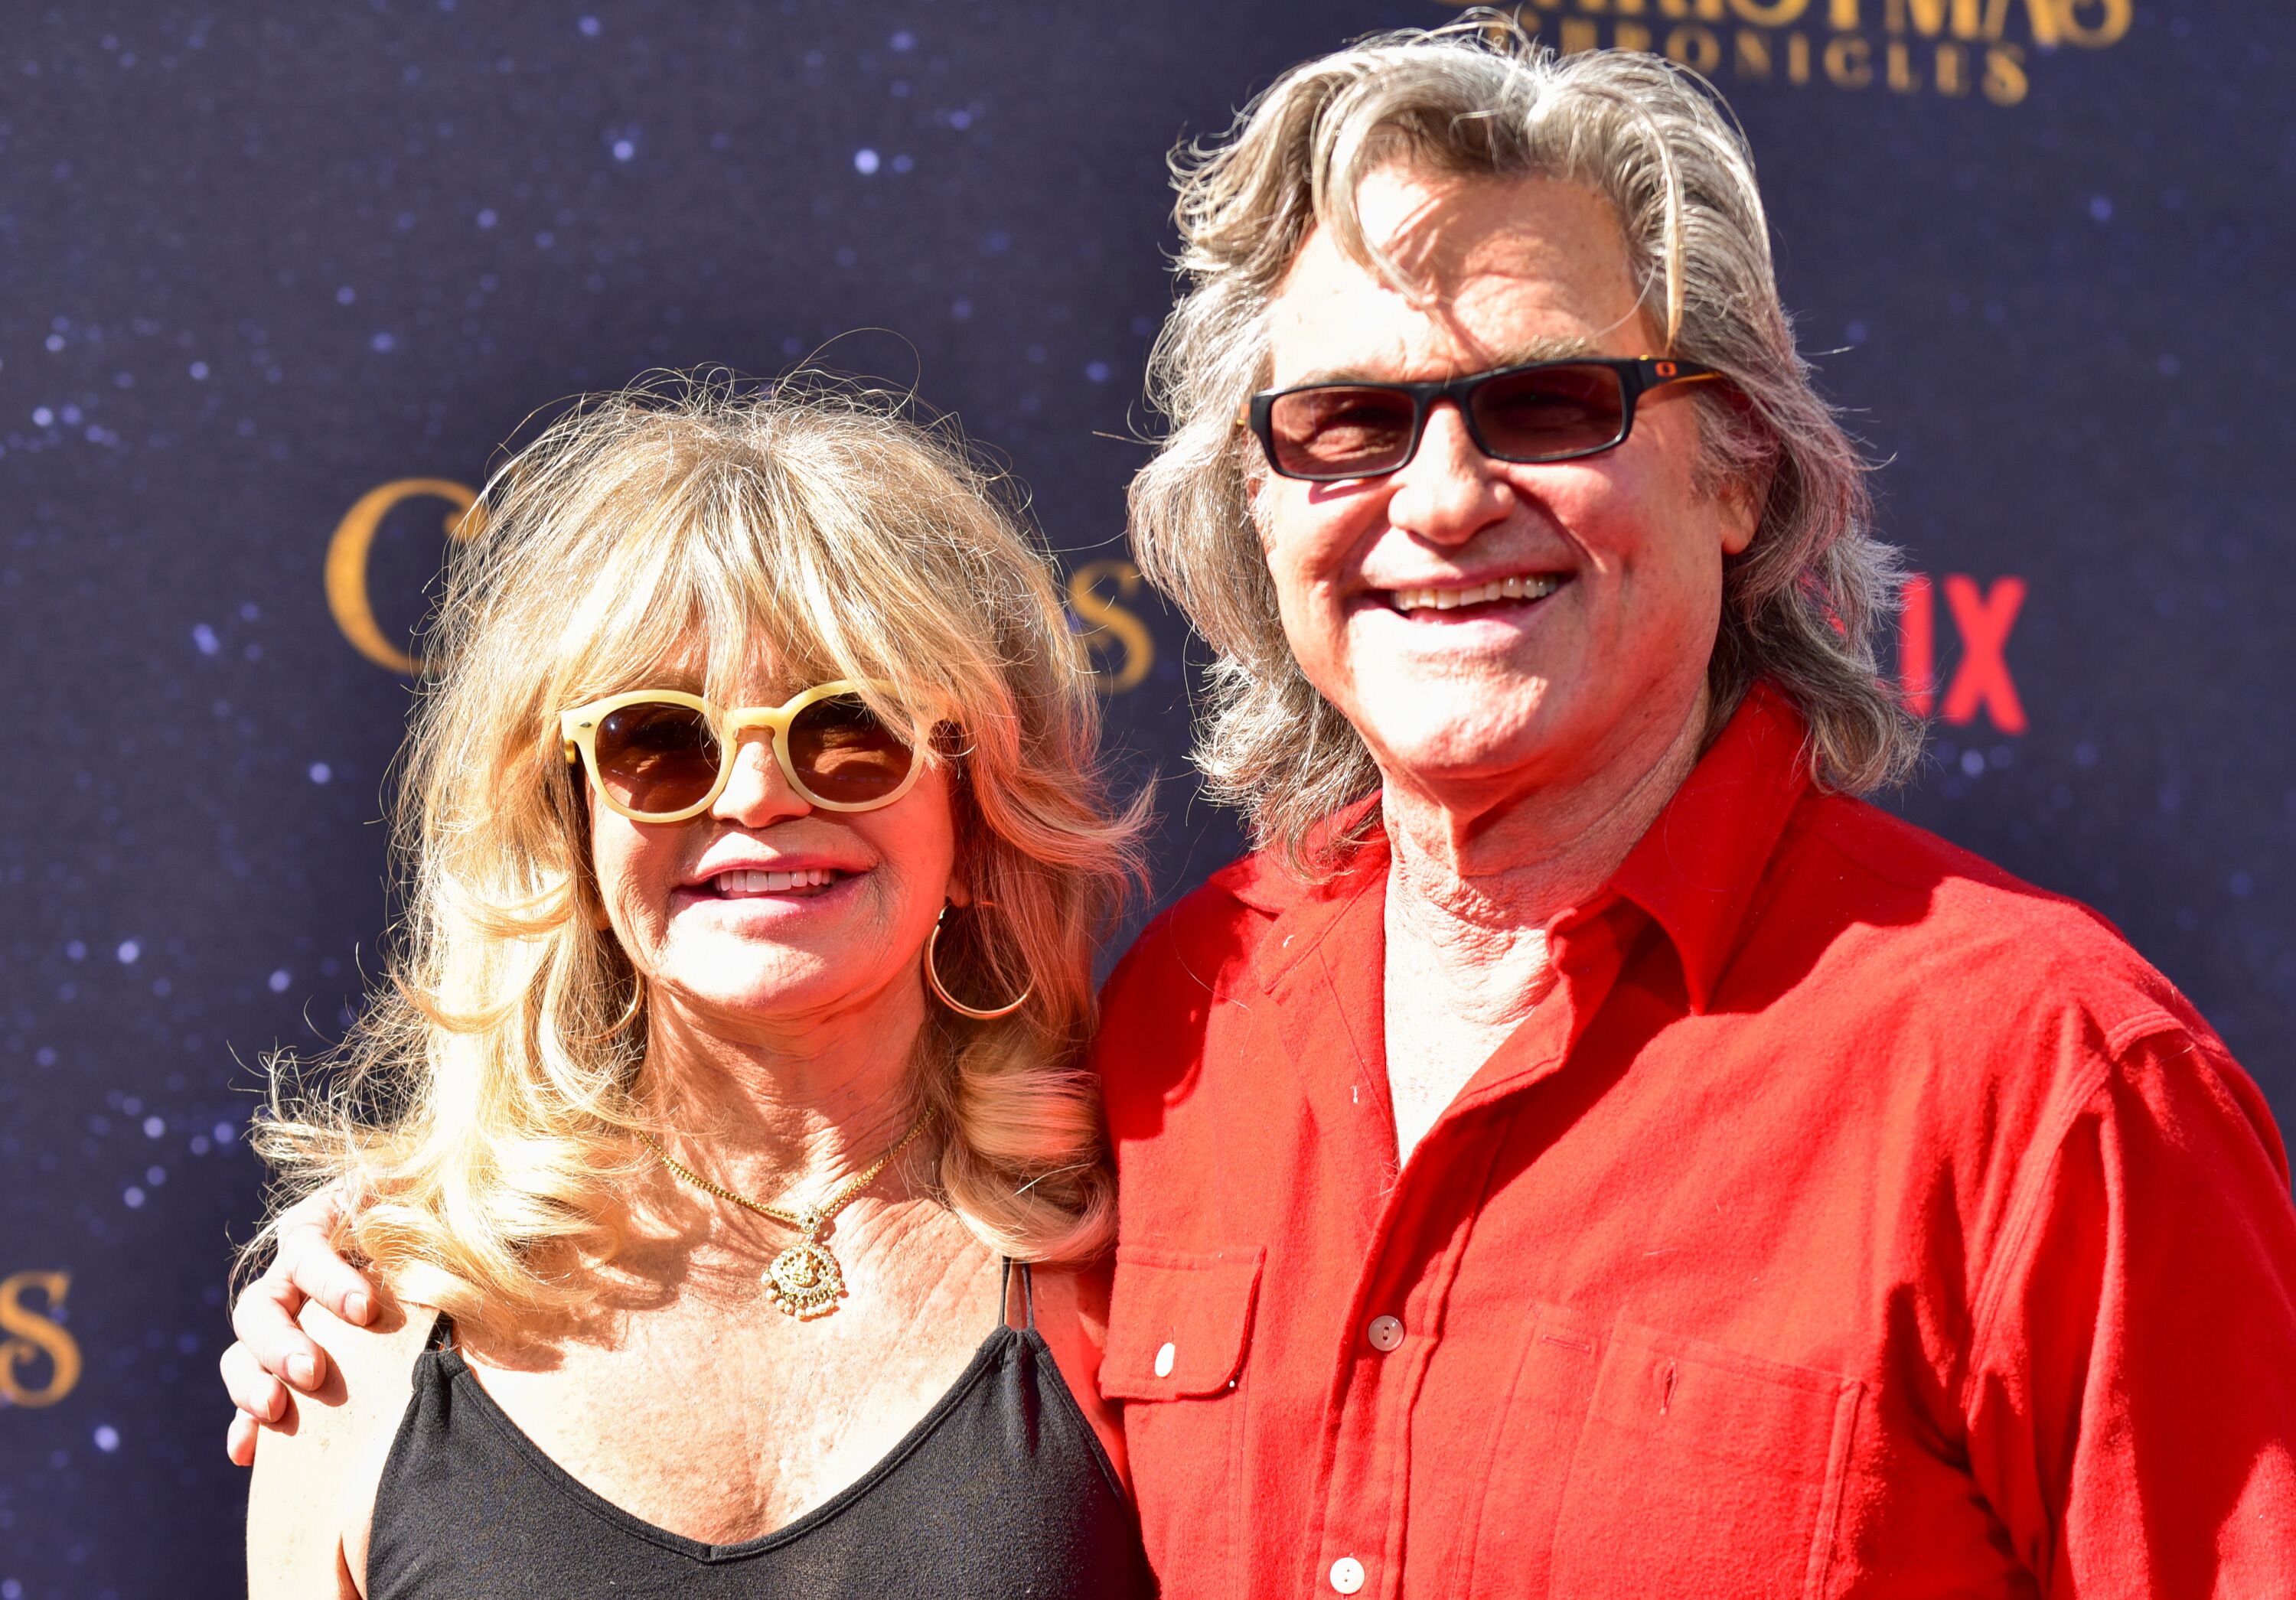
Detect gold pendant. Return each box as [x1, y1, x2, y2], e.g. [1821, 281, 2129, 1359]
[761, 1207, 845, 1318]
[762, 1240, 844, 1318]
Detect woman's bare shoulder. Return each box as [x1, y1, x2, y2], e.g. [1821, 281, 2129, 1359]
[246, 1294, 436, 1598]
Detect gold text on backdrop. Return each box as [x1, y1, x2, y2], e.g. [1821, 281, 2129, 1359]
[327, 481, 1158, 692]
[1068, 560, 1157, 694]
[0, 1271, 82, 1409]
[322, 478, 487, 674]
[1463, 0, 2132, 105]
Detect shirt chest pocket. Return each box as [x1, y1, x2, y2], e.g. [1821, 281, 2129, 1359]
[1102, 1246, 1264, 1586]
[1543, 1322, 1863, 1600]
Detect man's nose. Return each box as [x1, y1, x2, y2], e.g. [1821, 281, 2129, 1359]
[711, 731, 812, 826]
[1384, 400, 1512, 546]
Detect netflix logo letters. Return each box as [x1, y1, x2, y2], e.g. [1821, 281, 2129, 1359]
[1899, 573, 2025, 734]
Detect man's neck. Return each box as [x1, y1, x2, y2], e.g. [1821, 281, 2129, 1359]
[1379, 691, 1711, 1158]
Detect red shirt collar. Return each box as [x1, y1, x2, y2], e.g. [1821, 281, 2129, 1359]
[1207, 794, 1385, 920]
[1214, 683, 1812, 1010]
[1604, 682, 1811, 1013]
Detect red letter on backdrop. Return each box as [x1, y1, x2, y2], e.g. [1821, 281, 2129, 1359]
[1899, 574, 1936, 717]
[1940, 575, 2027, 733]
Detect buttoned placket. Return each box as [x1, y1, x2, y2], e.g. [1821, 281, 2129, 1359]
[1289, 900, 1640, 1600]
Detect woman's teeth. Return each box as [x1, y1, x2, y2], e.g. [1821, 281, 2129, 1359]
[1390, 575, 1563, 613]
[714, 868, 842, 895]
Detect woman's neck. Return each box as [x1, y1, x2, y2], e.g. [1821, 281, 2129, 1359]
[638, 974, 933, 1204]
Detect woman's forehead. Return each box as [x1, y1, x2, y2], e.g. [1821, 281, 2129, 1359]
[602, 627, 816, 700]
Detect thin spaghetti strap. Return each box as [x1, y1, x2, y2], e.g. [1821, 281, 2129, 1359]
[995, 1258, 1038, 1331]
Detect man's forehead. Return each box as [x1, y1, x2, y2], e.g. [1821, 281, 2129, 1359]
[1370, 170, 1623, 275]
[1272, 331, 1609, 389]
[1266, 168, 1649, 385]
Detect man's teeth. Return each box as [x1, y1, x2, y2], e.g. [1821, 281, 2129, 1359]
[1391, 575, 1562, 612]
[716, 868, 840, 894]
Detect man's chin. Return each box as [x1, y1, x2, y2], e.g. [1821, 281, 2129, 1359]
[1362, 714, 1563, 796]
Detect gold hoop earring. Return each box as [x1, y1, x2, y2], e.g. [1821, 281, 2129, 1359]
[925, 904, 1032, 1021]
[576, 971, 647, 1043]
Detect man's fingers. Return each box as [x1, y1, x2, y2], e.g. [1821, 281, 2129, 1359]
[226, 1407, 259, 1468]
[220, 1341, 289, 1422]
[222, 1183, 368, 1397]
[230, 1271, 328, 1391]
[277, 1214, 377, 1327]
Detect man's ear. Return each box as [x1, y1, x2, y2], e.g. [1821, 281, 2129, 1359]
[1719, 465, 1767, 557]
[1691, 377, 1773, 558]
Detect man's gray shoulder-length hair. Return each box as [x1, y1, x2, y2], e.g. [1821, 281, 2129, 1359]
[1127, 21, 1920, 873]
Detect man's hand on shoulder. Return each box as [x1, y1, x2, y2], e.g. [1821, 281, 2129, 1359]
[221, 1185, 377, 1465]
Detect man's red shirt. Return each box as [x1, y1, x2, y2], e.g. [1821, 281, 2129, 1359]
[1095, 686, 2296, 1598]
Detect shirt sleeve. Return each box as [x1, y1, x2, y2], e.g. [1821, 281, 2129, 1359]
[1961, 1022, 2296, 1597]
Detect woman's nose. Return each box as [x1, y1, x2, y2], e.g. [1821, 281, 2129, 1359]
[711, 732, 812, 825]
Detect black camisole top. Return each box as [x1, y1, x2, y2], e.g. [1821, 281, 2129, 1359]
[364, 1263, 1154, 1598]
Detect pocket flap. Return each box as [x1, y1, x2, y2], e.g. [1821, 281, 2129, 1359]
[1101, 1244, 1264, 1401]
[1586, 1322, 1861, 1475]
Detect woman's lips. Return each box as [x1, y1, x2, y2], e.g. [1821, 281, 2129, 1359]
[673, 866, 866, 909]
[709, 866, 845, 896]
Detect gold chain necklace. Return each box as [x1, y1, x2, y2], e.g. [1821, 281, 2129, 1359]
[638, 1103, 938, 1319]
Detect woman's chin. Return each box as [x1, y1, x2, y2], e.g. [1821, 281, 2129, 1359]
[649, 947, 917, 1030]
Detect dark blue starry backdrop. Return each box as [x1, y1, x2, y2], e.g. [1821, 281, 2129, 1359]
[1, 2, 2285, 1592]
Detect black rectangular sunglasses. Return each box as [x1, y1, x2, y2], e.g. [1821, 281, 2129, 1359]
[1243, 355, 1720, 482]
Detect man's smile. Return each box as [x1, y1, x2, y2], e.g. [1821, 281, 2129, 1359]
[1380, 572, 1570, 615]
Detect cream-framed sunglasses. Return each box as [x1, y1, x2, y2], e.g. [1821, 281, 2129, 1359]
[559, 680, 929, 823]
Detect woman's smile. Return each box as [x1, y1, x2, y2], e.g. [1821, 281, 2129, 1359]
[706, 865, 850, 895]
[670, 863, 870, 919]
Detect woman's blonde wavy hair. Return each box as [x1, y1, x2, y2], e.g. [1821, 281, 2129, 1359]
[249, 374, 1146, 1329]
[1129, 21, 1920, 872]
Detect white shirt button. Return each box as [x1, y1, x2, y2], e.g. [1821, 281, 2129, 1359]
[1366, 1315, 1404, 1352]
[1153, 1341, 1176, 1378]
[1329, 1555, 1365, 1594]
